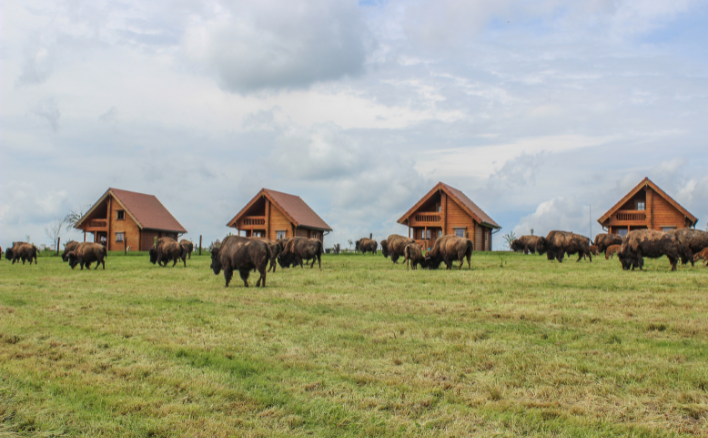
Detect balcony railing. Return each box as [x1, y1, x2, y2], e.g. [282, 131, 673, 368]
[414, 214, 442, 223]
[242, 216, 266, 226]
[87, 219, 107, 228]
[615, 210, 646, 221]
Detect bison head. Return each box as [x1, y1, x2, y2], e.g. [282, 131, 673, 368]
[210, 247, 222, 274]
[5, 248, 13, 261]
[535, 237, 547, 255]
[510, 239, 523, 252]
[277, 253, 297, 269]
[149, 247, 158, 265]
[424, 253, 443, 269]
[66, 252, 79, 269]
[380, 240, 389, 258]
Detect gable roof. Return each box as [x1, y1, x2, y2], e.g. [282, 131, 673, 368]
[597, 177, 698, 226]
[75, 188, 187, 233]
[227, 188, 332, 231]
[397, 182, 500, 229]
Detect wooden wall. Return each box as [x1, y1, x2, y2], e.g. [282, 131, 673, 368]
[268, 203, 293, 240]
[445, 198, 475, 237]
[108, 196, 141, 251]
[652, 193, 687, 229]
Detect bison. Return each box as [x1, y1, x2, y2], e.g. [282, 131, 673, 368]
[510, 235, 542, 254]
[279, 237, 323, 269]
[66, 242, 107, 270]
[180, 240, 194, 259]
[256, 238, 283, 272]
[61, 241, 80, 262]
[666, 228, 708, 266]
[693, 248, 708, 266]
[149, 237, 186, 267]
[210, 235, 270, 287]
[537, 231, 592, 263]
[6, 242, 39, 265]
[355, 238, 378, 255]
[594, 233, 625, 254]
[424, 235, 473, 270]
[619, 229, 681, 271]
[381, 234, 415, 264]
[605, 244, 621, 260]
[403, 243, 426, 270]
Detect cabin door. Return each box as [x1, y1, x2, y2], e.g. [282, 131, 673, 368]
[95, 231, 108, 247]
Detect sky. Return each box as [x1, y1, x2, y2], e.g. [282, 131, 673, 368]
[1, 0, 707, 250]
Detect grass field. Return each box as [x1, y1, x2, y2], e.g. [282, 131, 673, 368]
[1, 251, 707, 437]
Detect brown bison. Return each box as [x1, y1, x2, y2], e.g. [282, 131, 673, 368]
[424, 235, 473, 270]
[355, 238, 378, 255]
[381, 234, 415, 264]
[61, 241, 80, 262]
[510, 235, 542, 254]
[537, 231, 592, 263]
[693, 248, 708, 266]
[279, 237, 323, 269]
[403, 243, 425, 270]
[150, 237, 186, 267]
[66, 242, 107, 270]
[180, 240, 194, 259]
[605, 244, 621, 260]
[666, 228, 708, 266]
[618, 229, 681, 271]
[210, 235, 270, 287]
[6, 242, 39, 265]
[256, 238, 283, 272]
[593, 233, 625, 253]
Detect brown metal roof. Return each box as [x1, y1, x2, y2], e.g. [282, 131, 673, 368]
[397, 182, 500, 228]
[597, 177, 698, 226]
[227, 188, 332, 231]
[75, 188, 187, 233]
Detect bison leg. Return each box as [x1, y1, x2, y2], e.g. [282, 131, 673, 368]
[256, 267, 266, 287]
[557, 252, 564, 263]
[239, 269, 250, 287]
[318, 254, 322, 270]
[223, 267, 233, 287]
[95, 260, 100, 270]
[101, 259, 106, 270]
[310, 258, 315, 269]
[668, 256, 678, 271]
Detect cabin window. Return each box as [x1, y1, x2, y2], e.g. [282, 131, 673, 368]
[662, 226, 676, 232]
[426, 229, 431, 239]
[437, 204, 441, 212]
[116, 232, 125, 242]
[617, 229, 628, 237]
[276, 231, 286, 240]
[117, 210, 125, 220]
[454, 228, 464, 237]
[636, 201, 645, 211]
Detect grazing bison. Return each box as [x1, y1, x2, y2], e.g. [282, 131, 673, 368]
[594, 233, 625, 254]
[150, 237, 186, 267]
[693, 248, 708, 266]
[256, 238, 283, 272]
[510, 235, 542, 254]
[210, 235, 270, 287]
[403, 243, 425, 270]
[61, 241, 80, 262]
[619, 229, 681, 271]
[66, 242, 107, 270]
[7, 242, 39, 265]
[537, 231, 592, 263]
[180, 240, 194, 259]
[424, 235, 473, 270]
[280, 237, 323, 269]
[355, 238, 378, 255]
[605, 244, 621, 260]
[666, 228, 708, 266]
[381, 234, 415, 264]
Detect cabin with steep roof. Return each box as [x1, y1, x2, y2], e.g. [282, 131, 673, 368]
[227, 189, 332, 242]
[597, 177, 698, 236]
[74, 188, 187, 251]
[398, 182, 500, 251]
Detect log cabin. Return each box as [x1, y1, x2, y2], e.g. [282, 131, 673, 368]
[398, 182, 500, 251]
[227, 188, 332, 242]
[597, 177, 698, 236]
[74, 188, 187, 251]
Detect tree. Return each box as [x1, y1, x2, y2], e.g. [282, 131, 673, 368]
[502, 231, 517, 250]
[347, 239, 353, 250]
[530, 228, 534, 236]
[45, 215, 72, 245]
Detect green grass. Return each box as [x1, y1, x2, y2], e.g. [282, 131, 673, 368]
[1, 252, 707, 437]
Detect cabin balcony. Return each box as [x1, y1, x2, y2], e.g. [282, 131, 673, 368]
[240, 216, 266, 229]
[84, 219, 108, 231]
[609, 210, 648, 225]
[409, 213, 443, 227]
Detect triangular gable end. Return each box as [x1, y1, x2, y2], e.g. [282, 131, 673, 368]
[74, 189, 142, 230]
[226, 189, 299, 228]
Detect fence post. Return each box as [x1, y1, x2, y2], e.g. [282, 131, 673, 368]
[56, 237, 60, 256]
[199, 235, 202, 255]
[125, 236, 128, 255]
[370, 233, 372, 239]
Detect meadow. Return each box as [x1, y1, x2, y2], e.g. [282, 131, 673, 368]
[1, 251, 707, 437]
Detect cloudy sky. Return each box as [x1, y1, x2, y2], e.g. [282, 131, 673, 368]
[1, 0, 707, 250]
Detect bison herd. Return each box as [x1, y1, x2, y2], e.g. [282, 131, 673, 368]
[511, 228, 708, 272]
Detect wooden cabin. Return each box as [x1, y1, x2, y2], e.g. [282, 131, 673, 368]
[597, 177, 698, 236]
[74, 188, 187, 251]
[227, 188, 332, 241]
[398, 182, 500, 251]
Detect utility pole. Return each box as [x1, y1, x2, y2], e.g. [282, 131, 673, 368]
[589, 204, 592, 241]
